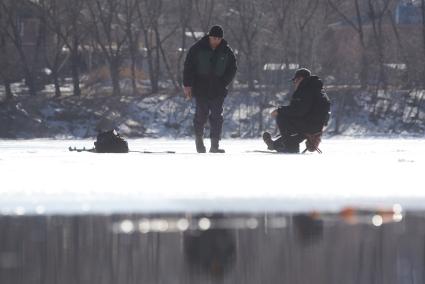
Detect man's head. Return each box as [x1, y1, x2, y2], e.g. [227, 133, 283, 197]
[291, 68, 311, 89]
[208, 25, 223, 49]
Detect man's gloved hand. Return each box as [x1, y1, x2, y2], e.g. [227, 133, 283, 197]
[184, 86, 192, 100]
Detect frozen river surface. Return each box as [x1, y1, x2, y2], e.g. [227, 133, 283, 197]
[0, 138, 424, 214]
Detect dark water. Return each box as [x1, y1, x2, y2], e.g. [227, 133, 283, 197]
[0, 211, 423, 284]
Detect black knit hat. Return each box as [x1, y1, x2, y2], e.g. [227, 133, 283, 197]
[290, 68, 311, 81]
[208, 25, 224, 38]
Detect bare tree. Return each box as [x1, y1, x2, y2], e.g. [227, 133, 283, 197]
[226, 0, 263, 91]
[136, 0, 162, 93]
[36, 0, 70, 98]
[194, 0, 215, 32]
[387, 8, 410, 88]
[46, 0, 87, 96]
[0, 0, 42, 96]
[87, 0, 128, 96]
[291, 0, 321, 66]
[122, 0, 141, 95]
[176, 0, 193, 85]
[134, 0, 180, 93]
[0, 6, 13, 100]
[328, 0, 370, 88]
[271, 0, 292, 61]
[367, 0, 392, 90]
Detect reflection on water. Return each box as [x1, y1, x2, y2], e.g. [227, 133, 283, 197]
[0, 208, 424, 284]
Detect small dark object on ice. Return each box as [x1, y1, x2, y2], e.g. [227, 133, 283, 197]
[69, 129, 175, 154]
[94, 130, 129, 153]
[68, 146, 175, 154]
[68, 129, 128, 153]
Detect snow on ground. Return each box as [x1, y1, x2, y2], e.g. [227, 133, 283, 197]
[0, 138, 424, 215]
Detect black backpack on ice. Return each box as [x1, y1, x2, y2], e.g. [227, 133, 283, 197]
[94, 130, 129, 153]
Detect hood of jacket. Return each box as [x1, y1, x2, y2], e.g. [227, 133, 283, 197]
[299, 75, 323, 93]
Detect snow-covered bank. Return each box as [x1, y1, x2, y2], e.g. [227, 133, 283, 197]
[0, 138, 424, 215]
[1, 89, 424, 139]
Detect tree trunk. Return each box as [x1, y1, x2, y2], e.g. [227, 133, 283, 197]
[147, 47, 159, 93]
[4, 78, 12, 101]
[109, 58, 121, 96]
[53, 71, 61, 98]
[23, 69, 37, 97]
[333, 90, 347, 135]
[129, 39, 138, 95]
[71, 48, 81, 96]
[246, 56, 255, 91]
[16, 47, 37, 96]
[360, 52, 369, 89]
[130, 52, 138, 95]
[154, 29, 161, 92]
[143, 31, 158, 93]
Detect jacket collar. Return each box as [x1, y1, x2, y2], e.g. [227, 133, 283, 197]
[199, 35, 228, 51]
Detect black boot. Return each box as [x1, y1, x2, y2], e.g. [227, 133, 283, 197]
[195, 135, 206, 153]
[262, 132, 275, 150]
[210, 138, 225, 153]
[263, 132, 287, 152]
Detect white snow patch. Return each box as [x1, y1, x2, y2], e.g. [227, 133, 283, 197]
[0, 138, 424, 215]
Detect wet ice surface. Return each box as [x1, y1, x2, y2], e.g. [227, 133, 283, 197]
[0, 138, 424, 215]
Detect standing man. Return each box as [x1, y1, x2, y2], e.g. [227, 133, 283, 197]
[183, 25, 237, 153]
[263, 68, 331, 153]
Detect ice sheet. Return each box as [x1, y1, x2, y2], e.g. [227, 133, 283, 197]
[0, 138, 424, 214]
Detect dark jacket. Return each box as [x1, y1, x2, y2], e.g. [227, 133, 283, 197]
[183, 35, 237, 98]
[278, 76, 331, 134]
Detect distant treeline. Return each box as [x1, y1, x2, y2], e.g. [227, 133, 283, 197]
[1, 0, 425, 101]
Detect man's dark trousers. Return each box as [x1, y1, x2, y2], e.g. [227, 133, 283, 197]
[194, 96, 225, 139]
[275, 115, 306, 153]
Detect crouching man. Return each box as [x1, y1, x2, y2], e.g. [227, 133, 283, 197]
[183, 25, 237, 153]
[263, 68, 331, 153]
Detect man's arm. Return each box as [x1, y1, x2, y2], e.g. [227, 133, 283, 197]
[222, 48, 237, 87]
[183, 46, 197, 87]
[183, 46, 197, 99]
[278, 91, 314, 118]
